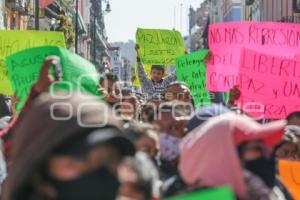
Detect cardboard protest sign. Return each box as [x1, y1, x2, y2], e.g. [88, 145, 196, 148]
[279, 160, 300, 200]
[166, 186, 235, 200]
[208, 22, 300, 92]
[236, 48, 300, 119]
[136, 28, 185, 65]
[0, 30, 65, 95]
[176, 49, 210, 107]
[6, 46, 100, 112]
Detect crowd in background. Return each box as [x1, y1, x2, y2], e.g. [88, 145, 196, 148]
[0, 49, 299, 200]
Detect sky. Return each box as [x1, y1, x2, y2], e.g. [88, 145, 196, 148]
[105, 0, 204, 42]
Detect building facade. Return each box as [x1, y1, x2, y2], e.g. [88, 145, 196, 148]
[188, 0, 209, 51]
[108, 47, 122, 79]
[0, 0, 4, 29]
[223, 0, 242, 22]
[263, 0, 296, 22]
[209, 0, 223, 23]
[90, 0, 109, 72]
[244, 0, 263, 21]
[5, 0, 31, 30]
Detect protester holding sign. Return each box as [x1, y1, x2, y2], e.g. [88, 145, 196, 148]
[136, 45, 176, 100]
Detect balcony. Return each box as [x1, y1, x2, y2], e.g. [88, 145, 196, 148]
[6, 0, 26, 13]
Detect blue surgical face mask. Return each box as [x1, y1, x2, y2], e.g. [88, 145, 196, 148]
[159, 133, 182, 161]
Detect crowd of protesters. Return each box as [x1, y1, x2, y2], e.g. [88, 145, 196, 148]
[0, 47, 299, 200]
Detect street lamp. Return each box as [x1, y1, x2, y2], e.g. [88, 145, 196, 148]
[35, 0, 39, 30]
[105, 2, 112, 13]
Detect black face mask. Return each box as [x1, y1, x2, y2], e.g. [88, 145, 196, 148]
[49, 167, 120, 200]
[244, 156, 276, 188]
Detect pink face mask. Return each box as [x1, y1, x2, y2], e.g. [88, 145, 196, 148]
[159, 133, 182, 161]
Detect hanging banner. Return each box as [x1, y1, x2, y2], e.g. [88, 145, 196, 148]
[176, 49, 210, 107]
[237, 48, 300, 119]
[136, 28, 185, 65]
[0, 30, 66, 95]
[207, 22, 300, 92]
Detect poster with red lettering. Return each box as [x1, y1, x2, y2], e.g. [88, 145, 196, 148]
[207, 22, 300, 92]
[236, 48, 300, 119]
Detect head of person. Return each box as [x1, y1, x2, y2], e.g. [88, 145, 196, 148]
[140, 100, 161, 123]
[164, 82, 193, 105]
[187, 103, 229, 132]
[287, 111, 300, 126]
[154, 102, 190, 164]
[179, 113, 286, 198]
[150, 65, 164, 83]
[124, 122, 159, 159]
[117, 152, 160, 200]
[120, 95, 140, 120]
[274, 128, 299, 161]
[2, 92, 135, 200]
[99, 72, 121, 105]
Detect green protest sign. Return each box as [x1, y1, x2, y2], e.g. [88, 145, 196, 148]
[166, 186, 235, 200]
[6, 46, 100, 112]
[136, 28, 185, 65]
[0, 30, 66, 95]
[176, 49, 210, 107]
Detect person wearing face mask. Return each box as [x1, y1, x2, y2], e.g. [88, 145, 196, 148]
[164, 112, 287, 199]
[153, 102, 189, 181]
[2, 92, 135, 200]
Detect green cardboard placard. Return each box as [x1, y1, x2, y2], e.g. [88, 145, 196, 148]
[176, 49, 210, 107]
[166, 186, 235, 200]
[6, 46, 100, 112]
[136, 28, 185, 65]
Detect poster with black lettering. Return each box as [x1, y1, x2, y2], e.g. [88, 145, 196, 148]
[6, 46, 100, 112]
[136, 28, 185, 65]
[176, 50, 210, 107]
[0, 30, 66, 95]
[207, 22, 300, 92]
[237, 48, 300, 119]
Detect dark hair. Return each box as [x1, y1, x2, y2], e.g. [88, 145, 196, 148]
[121, 152, 160, 200]
[123, 122, 156, 142]
[287, 111, 300, 122]
[166, 81, 189, 90]
[141, 105, 155, 123]
[151, 65, 165, 73]
[99, 72, 119, 84]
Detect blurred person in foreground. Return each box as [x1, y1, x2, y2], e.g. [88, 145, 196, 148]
[2, 92, 135, 200]
[123, 122, 159, 164]
[117, 152, 160, 200]
[164, 113, 288, 200]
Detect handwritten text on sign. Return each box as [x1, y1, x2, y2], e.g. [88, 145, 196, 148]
[0, 30, 65, 95]
[207, 22, 300, 92]
[136, 28, 185, 65]
[176, 50, 210, 107]
[6, 46, 100, 112]
[236, 48, 300, 119]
